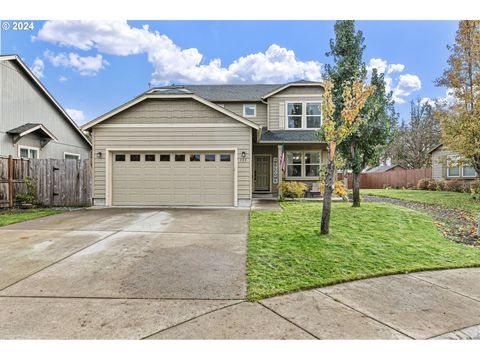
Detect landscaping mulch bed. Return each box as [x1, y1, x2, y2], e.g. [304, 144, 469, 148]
[362, 195, 479, 246]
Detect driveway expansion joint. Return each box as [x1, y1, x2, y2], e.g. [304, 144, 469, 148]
[408, 273, 480, 303]
[257, 301, 321, 339]
[141, 300, 245, 339]
[314, 288, 414, 339]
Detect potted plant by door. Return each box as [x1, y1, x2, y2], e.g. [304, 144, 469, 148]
[15, 176, 38, 209]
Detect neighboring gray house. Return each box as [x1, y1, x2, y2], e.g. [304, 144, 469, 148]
[82, 81, 326, 207]
[0, 54, 91, 159]
[430, 144, 478, 180]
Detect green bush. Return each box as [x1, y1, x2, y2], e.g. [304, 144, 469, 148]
[278, 181, 309, 200]
[15, 176, 38, 205]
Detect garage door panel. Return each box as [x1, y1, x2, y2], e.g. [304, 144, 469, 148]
[112, 151, 235, 206]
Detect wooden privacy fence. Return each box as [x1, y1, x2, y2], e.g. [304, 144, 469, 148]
[339, 168, 432, 189]
[0, 156, 92, 208]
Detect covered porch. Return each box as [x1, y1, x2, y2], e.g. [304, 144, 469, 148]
[252, 142, 328, 199]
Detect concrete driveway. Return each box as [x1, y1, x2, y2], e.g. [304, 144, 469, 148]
[1, 209, 480, 339]
[0, 208, 248, 339]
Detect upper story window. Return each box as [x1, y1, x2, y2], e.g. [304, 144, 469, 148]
[243, 104, 256, 118]
[286, 101, 322, 129]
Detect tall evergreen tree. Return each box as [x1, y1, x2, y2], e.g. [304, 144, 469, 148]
[324, 20, 367, 123]
[338, 69, 397, 207]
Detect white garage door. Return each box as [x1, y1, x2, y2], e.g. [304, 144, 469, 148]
[111, 151, 235, 206]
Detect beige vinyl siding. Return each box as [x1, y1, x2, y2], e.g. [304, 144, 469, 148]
[275, 85, 324, 95]
[0, 59, 91, 158]
[92, 98, 252, 203]
[222, 102, 268, 128]
[431, 147, 478, 180]
[268, 96, 324, 130]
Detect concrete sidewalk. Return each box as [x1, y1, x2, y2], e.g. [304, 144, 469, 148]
[148, 268, 480, 340]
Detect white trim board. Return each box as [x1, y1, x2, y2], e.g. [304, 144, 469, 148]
[104, 147, 238, 207]
[262, 82, 324, 99]
[96, 123, 246, 128]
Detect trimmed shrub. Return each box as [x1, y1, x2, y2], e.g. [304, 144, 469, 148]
[426, 179, 438, 191]
[417, 178, 430, 190]
[470, 179, 480, 200]
[318, 181, 348, 200]
[278, 181, 309, 200]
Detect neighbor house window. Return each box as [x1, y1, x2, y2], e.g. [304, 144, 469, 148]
[286, 102, 322, 129]
[463, 166, 477, 177]
[243, 104, 256, 117]
[448, 160, 477, 177]
[18, 146, 39, 159]
[286, 151, 322, 178]
[64, 152, 80, 160]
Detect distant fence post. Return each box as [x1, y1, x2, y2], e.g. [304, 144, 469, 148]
[8, 155, 13, 207]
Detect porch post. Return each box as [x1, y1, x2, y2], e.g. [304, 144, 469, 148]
[277, 144, 283, 199]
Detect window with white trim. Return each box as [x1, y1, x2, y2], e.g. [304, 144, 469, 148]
[286, 151, 322, 178]
[463, 166, 477, 177]
[19, 146, 39, 159]
[64, 152, 81, 160]
[243, 104, 256, 117]
[447, 157, 477, 178]
[286, 102, 322, 129]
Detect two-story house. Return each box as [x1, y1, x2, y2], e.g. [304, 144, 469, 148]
[81, 81, 327, 207]
[0, 55, 91, 159]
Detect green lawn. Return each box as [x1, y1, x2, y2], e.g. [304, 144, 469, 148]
[362, 189, 480, 217]
[247, 202, 480, 300]
[0, 208, 63, 227]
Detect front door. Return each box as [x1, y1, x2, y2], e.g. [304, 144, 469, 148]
[254, 155, 270, 191]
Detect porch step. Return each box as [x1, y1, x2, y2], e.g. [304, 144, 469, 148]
[252, 193, 276, 199]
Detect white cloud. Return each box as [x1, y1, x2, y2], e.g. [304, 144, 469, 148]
[44, 50, 108, 76]
[394, 74, 422, 104]
[367, 58, 421, 104]
[66, 108, 86, 123]
[421, 88, 455, 107]
[31, 57, 44, 78]
[387, 63, 405, 74]
[35, 20, 322, 84]
[58, 75, 69, 82]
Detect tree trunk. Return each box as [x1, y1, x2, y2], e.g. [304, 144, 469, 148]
[352, 171, 361, 207]
[321, 143, 336, 235]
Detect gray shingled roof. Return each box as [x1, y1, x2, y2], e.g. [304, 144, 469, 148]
[260, 128, 322, 142]
[6, 123, 43, 134]
[365, 164, 403, 173]
[149, 80, 323, 102]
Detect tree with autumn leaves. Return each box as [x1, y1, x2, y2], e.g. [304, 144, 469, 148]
[318, 80, 375, 234]
[435, 20, 480, 174]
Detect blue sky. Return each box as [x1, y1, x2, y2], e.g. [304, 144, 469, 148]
[0, 20, 458, 125]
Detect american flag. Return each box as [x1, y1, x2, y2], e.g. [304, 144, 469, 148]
[280, 144, 285, 174]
